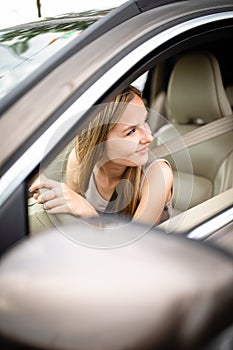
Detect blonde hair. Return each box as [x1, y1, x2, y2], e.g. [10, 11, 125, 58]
[74, 85, 143, 217]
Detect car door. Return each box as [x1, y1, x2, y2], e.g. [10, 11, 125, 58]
[1, 0, 233, 251]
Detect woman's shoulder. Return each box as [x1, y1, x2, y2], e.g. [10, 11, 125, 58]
[144, 158, 171, 173]
[140, 158, 173, 199]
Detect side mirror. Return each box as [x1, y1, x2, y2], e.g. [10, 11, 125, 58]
[0, 218, 233, 349]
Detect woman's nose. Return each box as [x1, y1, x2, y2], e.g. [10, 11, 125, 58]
[140, 125, 153, 143]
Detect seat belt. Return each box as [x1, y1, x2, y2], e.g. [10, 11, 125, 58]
[152, 114, 233, 158]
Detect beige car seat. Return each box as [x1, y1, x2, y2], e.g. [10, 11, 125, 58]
[151, 51, 233, 215]
[148, 61, 170, 132]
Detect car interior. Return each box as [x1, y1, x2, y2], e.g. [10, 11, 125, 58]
[149, 50, 233, 212]
[146, 49, 233, 248]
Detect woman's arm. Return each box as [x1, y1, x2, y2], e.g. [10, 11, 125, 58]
[133, 161, 173, 225]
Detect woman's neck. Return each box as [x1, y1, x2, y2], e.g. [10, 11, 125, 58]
[92, 161, 126, 201]
[96, 160, 127, 185]
[97, 161, 126, 183]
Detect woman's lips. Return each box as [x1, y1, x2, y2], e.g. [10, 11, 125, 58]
[136, 146, 149, 153]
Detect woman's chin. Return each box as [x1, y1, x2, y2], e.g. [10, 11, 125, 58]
[127, 153, 149, 167]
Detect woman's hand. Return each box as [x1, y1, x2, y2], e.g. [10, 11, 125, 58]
[29, 175, 98, 218]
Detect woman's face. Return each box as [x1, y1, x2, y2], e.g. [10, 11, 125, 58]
[104, 93, 153, 167]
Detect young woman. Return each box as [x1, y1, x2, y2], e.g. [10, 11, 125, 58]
[30, 85, 173, 226]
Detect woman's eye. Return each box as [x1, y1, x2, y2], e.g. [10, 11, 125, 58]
[126, 128, 136, 136]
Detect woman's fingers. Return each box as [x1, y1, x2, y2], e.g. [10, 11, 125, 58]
[37, 189, 57, 203]
[43, 197, 66, 210]
[45, 204, 71, 215]
[29, 175, 58, 193]
[42, 196, 74, 215]
[36, 185, 72, 213]
[33, 192, 39, 200]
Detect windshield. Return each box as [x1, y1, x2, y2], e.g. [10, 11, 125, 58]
[0, 12, 107, 99]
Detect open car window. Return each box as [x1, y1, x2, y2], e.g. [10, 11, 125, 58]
[27, 48, 233, 241]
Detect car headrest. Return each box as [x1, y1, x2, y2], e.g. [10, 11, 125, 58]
[167, 51, 232, 124]
[0, 217, 233, 350]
